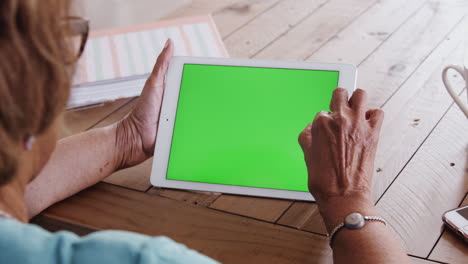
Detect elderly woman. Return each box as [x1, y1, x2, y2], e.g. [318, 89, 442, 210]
[0, 0, 411, 263]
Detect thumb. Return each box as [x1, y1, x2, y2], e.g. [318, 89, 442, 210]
[145, 39, 174, 90]
[136, 39, 174, 114]
[298, 122, 313, 152]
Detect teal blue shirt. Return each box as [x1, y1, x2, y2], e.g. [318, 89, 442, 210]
[0, 219, 218, 264]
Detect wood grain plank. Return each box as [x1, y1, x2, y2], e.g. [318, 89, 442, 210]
[358, 0, 468, 108]
[32, 215, 95, 236]
[159, 0, 236, 18]
[224, 0, 330, 58]
[255, 0, 381, 60]
[209, 195, 292, 222]
[164, 0, 282, 38]
[40, 183, 333, 264]
[376, 93, 468, 257]
[276, 202, 327, 234]
[429, 196, 468, 263]
[304, 0, 427, 64]
[370, 19, 467, 201]
[89, 98, 137, 129]
[147, 188, 221, 207]
[214, 0, 283, 39]
[278, 15, 468, 234]
[60, 99, 130, 139]
[104, 159, 153, 192]
[410, 257, 445, 264]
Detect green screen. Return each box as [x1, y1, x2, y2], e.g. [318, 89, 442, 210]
[166, 64, 339, 192]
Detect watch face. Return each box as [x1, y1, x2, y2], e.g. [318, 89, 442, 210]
[344, 213, 365, 229]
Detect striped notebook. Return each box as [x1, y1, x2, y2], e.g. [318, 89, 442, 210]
[69, 15, 229, 109]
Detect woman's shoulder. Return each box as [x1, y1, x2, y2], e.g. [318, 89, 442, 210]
[0, 219, 218, 264]
[0, 218, 79, 264]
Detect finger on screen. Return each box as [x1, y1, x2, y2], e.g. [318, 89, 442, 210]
[349, 89, 368, 113]
[330, 88, 349, 112]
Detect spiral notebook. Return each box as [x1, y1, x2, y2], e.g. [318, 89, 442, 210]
[68, 15, 229, 110]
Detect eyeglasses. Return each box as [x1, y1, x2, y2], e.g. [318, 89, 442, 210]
[64, 16, 89, 61]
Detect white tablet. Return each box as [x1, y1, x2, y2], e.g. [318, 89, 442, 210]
[150, 57, 357, 201]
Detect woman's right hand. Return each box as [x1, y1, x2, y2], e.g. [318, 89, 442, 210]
[298, 88, 384, 232]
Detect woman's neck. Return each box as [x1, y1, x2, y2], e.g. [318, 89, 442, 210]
[0, 179, 28, 222]
[0, 153, 35, 222]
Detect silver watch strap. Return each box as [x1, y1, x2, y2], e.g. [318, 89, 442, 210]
[328, 214, 387, 248]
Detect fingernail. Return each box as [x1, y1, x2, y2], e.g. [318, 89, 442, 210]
[164, 39, 171, 49]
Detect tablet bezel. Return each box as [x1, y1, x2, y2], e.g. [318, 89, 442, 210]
[150, 56, 357, 201]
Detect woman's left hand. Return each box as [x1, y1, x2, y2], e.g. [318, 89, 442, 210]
[114, 39, 174, 169]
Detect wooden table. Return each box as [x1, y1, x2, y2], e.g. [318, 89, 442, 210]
[33, 0, 468, 263]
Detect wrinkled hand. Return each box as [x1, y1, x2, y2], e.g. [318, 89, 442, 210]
[299, 88, 384, 230]
[115, 39, 174, 169]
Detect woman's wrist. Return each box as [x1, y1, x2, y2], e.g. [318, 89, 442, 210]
[316, 194, 377, 233]
[112, 117, 150, 171]
[94, 124, 126, 173]
[113, 120, 133, 171]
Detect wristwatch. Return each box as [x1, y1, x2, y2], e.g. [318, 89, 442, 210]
[328, 212, 387, 248]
